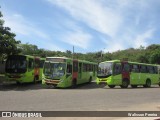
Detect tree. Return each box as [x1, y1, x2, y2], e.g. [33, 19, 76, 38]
[18, 43, 38, 55]
[65, 50, 72, 58]
[136, 53, 149, 63]
[149, 49, 160, 64]
[0, 10, 21, 61]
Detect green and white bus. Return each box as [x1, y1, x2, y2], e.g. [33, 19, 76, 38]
[96, 60, 160, 88]
[42, 57, 97, 88]
[5, 55, 45, 84]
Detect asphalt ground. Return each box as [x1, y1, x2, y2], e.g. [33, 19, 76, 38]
[0, 78, 160, 120]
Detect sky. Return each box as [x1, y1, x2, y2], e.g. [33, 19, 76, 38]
[0, 0, 160, 53]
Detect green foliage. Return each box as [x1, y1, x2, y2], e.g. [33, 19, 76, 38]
[18, 43, 38, 55]
[0, 10, 21, 61]
[17, 43, 160, 64]
[108, 45, 160, 64]
[147, 45, 160, 64]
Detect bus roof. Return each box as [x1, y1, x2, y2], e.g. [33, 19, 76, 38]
[101, 60, 120, 63]
[45, 57, 97, 65]
[129, 61, 158, 66]
[100, 60, 158, 66]
[46, 57, 69, 59]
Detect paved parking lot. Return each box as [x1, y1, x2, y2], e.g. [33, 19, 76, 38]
[0, 80, 160, 119]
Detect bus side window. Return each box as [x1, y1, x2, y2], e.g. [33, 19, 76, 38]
[123, 63, 130, 72]
[79, 63, 82, 73]
[114, 63, 121, 75]
[28, 58, 34, 71]
[40, 60, 45, 68]
[147, 66, 154, 74]
[28, 58, 34, 72]
[131, 64, 139, 73]
[154, 66, 158, 74]
[83, 64, 87, 72]
[67, 64, 72, 74]
[73, 62, 78, 72]
[140, 65, 147, 73]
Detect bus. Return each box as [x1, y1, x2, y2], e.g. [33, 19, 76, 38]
[96, 60, 160, 88]
[42, 57, 97, 88]
[5, 55, 45, 84]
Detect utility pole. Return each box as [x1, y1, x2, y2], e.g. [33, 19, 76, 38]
[72, 46, 74, 60]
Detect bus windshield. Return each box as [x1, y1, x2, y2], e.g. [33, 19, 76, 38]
[97, 62, 113, 77]
[43, 62, 66, 79]
[5, 55, 27, 73]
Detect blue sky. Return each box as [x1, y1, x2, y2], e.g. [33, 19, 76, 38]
[0, 0, 160, 53]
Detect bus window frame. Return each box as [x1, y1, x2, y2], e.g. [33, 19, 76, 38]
[140, 65, 147, 73]
[122, 63, 130, 72]
[28, 58, 34, 72]
[131, 64, 140, 73]
[34, 58, 40, 68]
[67, 63, 72, 76]
[113, 63, 122, 75]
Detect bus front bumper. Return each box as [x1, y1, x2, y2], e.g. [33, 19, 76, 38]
[44, 79, 60, 85]
[96, 77, 112, 85]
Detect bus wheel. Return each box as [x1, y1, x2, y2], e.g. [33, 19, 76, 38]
[120, 80, 129, 88]
[143, 79, 151, 88]
[108, 85, 115, 88]
[131, 85, 137, 88]
[72, 79, 77, 88]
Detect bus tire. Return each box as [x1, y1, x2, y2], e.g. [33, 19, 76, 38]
[143, 79, 151, 88]
[108, 85, 115, 88]
[131, 85, 137, 88]
[72, 79, 77, 88]
[120, 79, 129, 88]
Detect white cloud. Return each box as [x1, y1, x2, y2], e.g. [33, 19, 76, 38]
[102, 38, 125, 52]
[46, 13, 93, 50]
[134, 28, 155, 48]
[47, 0, 124, 52]
[47, 0, 122, 37]
[102, 28, 155, 52]
[62, 30, 92, 49]
[47, 0, 156, 52]
[3, 13, 49, 40]
[2, 11, 65, 51]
